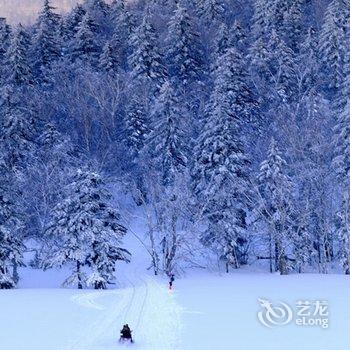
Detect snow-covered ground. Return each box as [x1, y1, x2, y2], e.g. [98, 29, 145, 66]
[2, 269, 349, 350]
[1, 226, 349, 350]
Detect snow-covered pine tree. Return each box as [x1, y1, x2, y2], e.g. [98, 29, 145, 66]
[83, 0, 109, 31]
[45, 169, 130, 289]
[273, 0, 294, 36]
[70, 11, 99, 66]
[0, 86, 35, 170]
[337, 191, 350, 275]
[230, 20, 246, 52]
[266, 30, 297, 102]
[0, 18, 11, 68]
[99, 40, 119, 75]
[5, 24, 33, 87]
[333, 102, 350, 274]
[166, 4, 203, 87]
[334, 101, 350, 185]
[299, 27, 319, 93]
[212, 21, 246, 69]
[84, 0, 109, 14]
[128, 11, 166, 92]
[109, 0, 133, 69]
[336, 42, 350, 112]
[251, 0, 276, 41]
[144, 80, 188, 186]
[125, 83, 150, 160]
[0, 87, 33, 286]
[0, 158, 24, 289]
[110, 0, 133, 38]
[65, 4, 86, 37]
[213, 23, 231, 60]
[319, 0, 350, 98]
[24, 123, 78, 240]
[32, 0, 61, 78]
[192, 48, 252, 272]
[283, 0, 304, 52]
[258, 138, 293, 275]
[196, 0, 226, 24]
[137, 78, 191, 276]
[248, 37, 270, 85]
[252, 0, 302, 44]
[249, 29, 296, 134]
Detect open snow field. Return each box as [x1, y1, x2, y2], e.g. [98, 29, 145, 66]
[1, 228, 349, 350]
[1, 269, 350, 350]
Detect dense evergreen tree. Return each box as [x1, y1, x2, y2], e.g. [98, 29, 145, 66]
[45, 170, 130, 289]
[192, 48, 252, 271]
[99, 40, 120, 75]
[265, 30, 297, 102]
[283, 0, 304, 52]
[0, 160, 24, 289]
[251, 0, 276, 40]
[334, 102, 350, 274]
[337, 191, 350, 275]
[299, 27, 319, 92]
[110, 0, 132, 38]
[109, 0, 133, 69]
[125, 84, 150, 160]
[337, 42, 350, 112]
[24, 123, 78, 240]
[128, 12, 166, 91]
[145, 80, 188, 186]
[166, 4, 203, 87]
[32, 0, 61, 77]
[196, 0, 226, 24]
[5, 24, 32, 87]
[258, 138, 292, 275]
[213, 21, 245, 68]
[70, 12, 99, 65]
[0, 18, 11, 68]
[0, 87, 34, 286]
[65, 4, 86, 37]
[0, 86, 35, 169]
[319, 0, 350, 97]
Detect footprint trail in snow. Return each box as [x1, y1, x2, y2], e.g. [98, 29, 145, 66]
[69, 275, 182, 350]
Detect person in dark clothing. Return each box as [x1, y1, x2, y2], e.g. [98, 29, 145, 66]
[120, 324, 133, 342]
[169, 274, 175, 290]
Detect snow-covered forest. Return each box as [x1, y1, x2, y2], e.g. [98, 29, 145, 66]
[1, 0, 350, 291]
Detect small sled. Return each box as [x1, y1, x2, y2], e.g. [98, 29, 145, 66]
[119, 336, 134, 345]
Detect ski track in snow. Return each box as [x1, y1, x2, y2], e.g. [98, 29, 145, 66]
[68, 273, 182, 350]
[70, 292, 107, 311]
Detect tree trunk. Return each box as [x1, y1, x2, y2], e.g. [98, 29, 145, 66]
[12, 259, 19, 285]
[274, 242, 279, 272]
[278, 245, 288, 275]
[149, 227, 159, 276]
[94, 281, 106, 289]
[77, 261, 83, 289]
[269, 231, 273, 273]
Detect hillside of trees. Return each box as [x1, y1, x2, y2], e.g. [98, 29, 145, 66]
[0, 0, 350, 289]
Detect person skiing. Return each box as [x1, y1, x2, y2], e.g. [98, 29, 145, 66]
[120, 324, 133, 343]
[169, 274, 175, 290]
